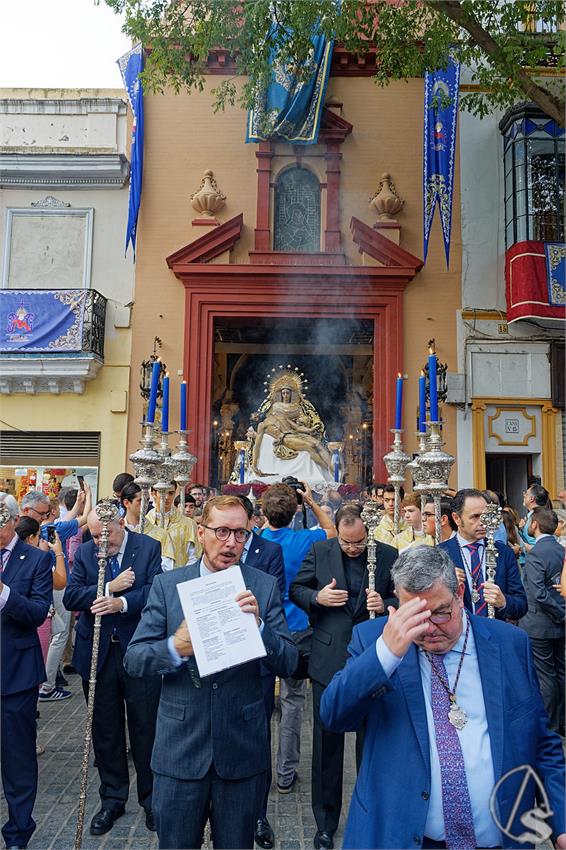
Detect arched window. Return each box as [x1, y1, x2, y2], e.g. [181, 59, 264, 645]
[274, 167, 321, 252]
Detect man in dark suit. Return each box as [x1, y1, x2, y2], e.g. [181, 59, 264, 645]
[290, 503, 397, 850]
[440, 488, 527, 620]
[0, 495, 52, 850]
[237, 496, 285, 849]
[520, 507, 565, 733]
[124, 495, 298, 850]
[320, 545, 566, 850]
[63, 510, 162, 836]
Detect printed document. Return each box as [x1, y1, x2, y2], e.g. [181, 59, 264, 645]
[176, 565, 266, 677]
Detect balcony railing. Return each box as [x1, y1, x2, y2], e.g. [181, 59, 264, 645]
[0, 288, 106, 358]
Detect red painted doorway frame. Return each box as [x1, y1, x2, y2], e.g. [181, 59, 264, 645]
[167, 261, 415, 484]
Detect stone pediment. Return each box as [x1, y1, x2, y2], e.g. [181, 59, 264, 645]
[166, 213, 243, 266]
[350, 216, 424, 271]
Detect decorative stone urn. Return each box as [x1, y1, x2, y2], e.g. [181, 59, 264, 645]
[190, 170, 226, 216]
[369, 173, 404, 220]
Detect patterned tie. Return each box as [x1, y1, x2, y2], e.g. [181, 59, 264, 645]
[430, 653, 477, 849]
[465, 543, 487, 616]
[0, 548, 9, 574]
[107, 555, 121, 579]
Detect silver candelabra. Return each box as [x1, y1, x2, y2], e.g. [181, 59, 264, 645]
[383, 429, 410, 535]
[417, 422, 455, 546]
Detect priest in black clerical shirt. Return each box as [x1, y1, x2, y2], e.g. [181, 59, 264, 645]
[290, 504, 398, 850]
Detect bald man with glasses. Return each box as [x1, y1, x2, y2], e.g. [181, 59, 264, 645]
[290, 503, 398, 849]
[124, 495, 297, 850]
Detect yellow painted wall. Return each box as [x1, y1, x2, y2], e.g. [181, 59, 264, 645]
[2, 328, 131, 497]
[128, 75, 460, 483]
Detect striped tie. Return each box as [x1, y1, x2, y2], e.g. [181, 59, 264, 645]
[465, 543, 486, 616]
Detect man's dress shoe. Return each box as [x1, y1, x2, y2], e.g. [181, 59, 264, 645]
[314, 830, 334, 849]
[89, 807, 124, 835]
[255, 817, 275, 849]
[145, 809, 157, 832]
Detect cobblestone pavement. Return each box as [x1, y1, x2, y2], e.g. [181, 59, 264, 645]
[13, 683, 355, 850]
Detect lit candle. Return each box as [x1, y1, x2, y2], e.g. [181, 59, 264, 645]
[428, 347, 438, 422]
[395, 373, 404, 430]
[146, 359, 161, 425]
[161, 373, 170, 433]
[180, 380, 187, 431]
[418, 371, 427, 433]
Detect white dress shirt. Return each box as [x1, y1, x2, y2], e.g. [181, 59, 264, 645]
[104, 530, 129, 612]
[456, 533, 486, 613]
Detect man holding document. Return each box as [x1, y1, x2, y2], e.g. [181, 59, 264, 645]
[124, 495, 298, 850]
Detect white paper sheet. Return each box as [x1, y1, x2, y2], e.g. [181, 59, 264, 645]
[176, 565, 266, 677]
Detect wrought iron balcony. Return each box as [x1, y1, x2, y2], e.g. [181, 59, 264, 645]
[0, 288, 107, 394]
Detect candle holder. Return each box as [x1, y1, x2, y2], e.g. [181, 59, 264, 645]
[234, 440, 250, 485]
[480, 503, 502, 618]
[406, 429, 430, 514]
[153, 432, 177, 528]
[361, 500, 382, 619]
[171, 430, 197, 514]
[418, 421, 455, 545]
[129, 422, 161, 535]
[327, 442, 344, 484]
[383, 429, 410, 535]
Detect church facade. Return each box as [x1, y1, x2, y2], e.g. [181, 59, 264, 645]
[127, 58, 461, 490]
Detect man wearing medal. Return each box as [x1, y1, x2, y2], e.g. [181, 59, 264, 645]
[440, 489, 527, 621]
[320, 546, 565, 850]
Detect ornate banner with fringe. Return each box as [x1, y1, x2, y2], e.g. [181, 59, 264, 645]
[0, 290, 88, 352]
[246, 30, 333, 145]
[118, 44, 144, 259]
[423, 58, 460, 267]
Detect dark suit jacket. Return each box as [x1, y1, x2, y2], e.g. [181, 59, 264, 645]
[440, 536, 527, 621]
[520, 535, 565, 639]
[124, 562, 298, 781]
[0, 538, 52, 696]
[63, 530, 162, 680]
[290, 537, 398, 687]
[321, 615, 565, 849]
[245, 530, 286, 599]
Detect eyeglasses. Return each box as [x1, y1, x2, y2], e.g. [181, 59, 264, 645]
[428, 597, 457, 624]
[338, 536, 367, 550]
[30, 506, 50, 518]
[422, 511, 435, 519]
[201, 525, 250, 543]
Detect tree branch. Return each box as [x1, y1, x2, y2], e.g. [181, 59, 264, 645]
[429, 0, 565, 126]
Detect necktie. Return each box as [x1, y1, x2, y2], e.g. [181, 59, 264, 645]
[465, 543, 487, 616]
[107, 555, 120, 579]
[0, 548, 9, 573]
[430, 653, 477, 850]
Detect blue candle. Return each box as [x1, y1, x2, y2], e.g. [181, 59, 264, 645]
[395, 374, 403, 430]
[239, 449, 245, 484]
[161, 373, 170, 433]
[180, 381, 187, 431]
[428, 348, 438, 421]
[147, 359, 161, 424]
[418, 371, 427, 433]
[333, 449, 340, 483]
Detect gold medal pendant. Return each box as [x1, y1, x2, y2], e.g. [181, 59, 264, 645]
[448, 697, 468, 730]
[471, 588, 480, 604]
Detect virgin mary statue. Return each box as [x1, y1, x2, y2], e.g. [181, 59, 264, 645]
[246, 366, 333, 484]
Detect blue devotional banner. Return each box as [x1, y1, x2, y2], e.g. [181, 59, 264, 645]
[423, 57, 460, 266]
[0, 290, 88, 353]
[545, 243, 566, 306]
[118, 44, 145, 259]
[246, 28, 333, 145]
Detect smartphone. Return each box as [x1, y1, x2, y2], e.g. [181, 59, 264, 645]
[47, 525, 57, 544]
[77, 475, 85, 491]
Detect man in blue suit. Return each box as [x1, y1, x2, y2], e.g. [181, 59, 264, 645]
[440, 489, 527, 620]
[124, 495, 298, 850]
[0, 495, 52, 850]
[321, 545, 565, 850]
[63, 510, 162, 836]
[237, 495, 285, 850]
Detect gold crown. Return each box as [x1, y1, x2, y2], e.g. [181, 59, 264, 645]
[263, 364, 308, 397]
